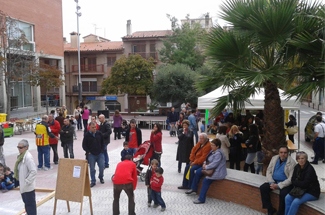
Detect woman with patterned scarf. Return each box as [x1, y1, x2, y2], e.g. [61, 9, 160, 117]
[14, 139, 37, 215]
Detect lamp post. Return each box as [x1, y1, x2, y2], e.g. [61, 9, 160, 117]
[75, 0, 82, 105]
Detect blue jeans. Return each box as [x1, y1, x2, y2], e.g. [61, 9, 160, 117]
[62, 142, 74, 159]
[285, 193, 317, 215]
[21, 190, 37, 215]
[191, 167, 204, 191]
[182, 164, 202, 188]
[198, 178, 215, 203]
[129, 148, 137, 156]
[88, 153, 104, 184]
[151, 190, 166, 208]
[77, 117, 82, 130]
[1, 182, 15, 190]
[104, 144, 109, 167]
[37, 145, 50, 168]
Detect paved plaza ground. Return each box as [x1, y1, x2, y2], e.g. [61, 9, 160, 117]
[0, 116, 324, 214]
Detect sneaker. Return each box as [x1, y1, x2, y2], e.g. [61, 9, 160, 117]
[90, 183, 96, 188]
[147, 203, 151, 207]
[153, 204, 159, 208]
[161, 208, 166, 212]
[44, 166, 53, 171]
[37, 167, 43, 171]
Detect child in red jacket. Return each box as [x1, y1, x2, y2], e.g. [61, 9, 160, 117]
[145, 159, 159, 207]
[150, 167, 166, 211]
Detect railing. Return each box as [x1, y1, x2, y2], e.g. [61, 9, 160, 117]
[72, 85, 102, 93]
[71, 64, 104, 73]
[128, 52, 158, 60]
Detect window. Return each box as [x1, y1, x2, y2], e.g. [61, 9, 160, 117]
[132, 44, 145, 53]
[81, 78, 97, 92]
[107, 56, 116, 67]
[7, 19, 34, 51]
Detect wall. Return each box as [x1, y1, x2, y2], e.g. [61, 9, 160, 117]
[1, 0, 64, 57]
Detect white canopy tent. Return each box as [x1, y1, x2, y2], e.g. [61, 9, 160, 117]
[197, 86, 302, 149]
[197, 86, 300, 110]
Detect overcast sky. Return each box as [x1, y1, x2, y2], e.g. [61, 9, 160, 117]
[62, 0, 225, 42]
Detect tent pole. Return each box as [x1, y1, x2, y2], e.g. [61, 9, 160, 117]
[298, 110, 300, 151]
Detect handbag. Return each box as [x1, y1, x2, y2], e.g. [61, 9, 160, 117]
[201, 168, 215, 177]
[287, 126, 298, 135]
[289, 186, 306, 198]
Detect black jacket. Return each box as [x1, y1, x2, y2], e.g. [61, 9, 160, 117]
[176, 128, 194, 163]
[291, 161, 320, 199]
[145, 166, 154, 187]
[125, 127, 142, 147]
[82, 131, 105, 156]
[245, 135, 259, 153]
[99, 121, 112, 144]
[59, 124, 74, 144]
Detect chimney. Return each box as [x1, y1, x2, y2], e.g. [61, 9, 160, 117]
[70, 31, 79, 48]
[63, 37, 68, 45]
[126, 20, 132, 36]
[205, 13, 210, 29]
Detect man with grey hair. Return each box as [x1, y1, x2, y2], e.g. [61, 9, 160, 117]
[98, 114, 112, 168]
[35, 115, 58, 171]
[178, 133, 211, 191]
[82, 121, 105, 187]
[15, 139, 37, 215]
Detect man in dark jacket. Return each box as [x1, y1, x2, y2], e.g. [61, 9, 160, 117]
[99, 114, 112, 168]
[59, 118, 75, 159]
[55, 112, 65, 128]
[82, 122, 105, 187]
[168, 107, 179, 137]
[125, 119, 142, 156]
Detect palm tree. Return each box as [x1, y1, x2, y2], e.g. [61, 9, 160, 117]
[199, 0, 325, 169]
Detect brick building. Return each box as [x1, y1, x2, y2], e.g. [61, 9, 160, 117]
[0, 0, 65, 112]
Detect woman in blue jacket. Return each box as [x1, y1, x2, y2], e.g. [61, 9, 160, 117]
[189, 138, 227, 204]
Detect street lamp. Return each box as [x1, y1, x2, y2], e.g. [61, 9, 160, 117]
[75, 0, 82, 105]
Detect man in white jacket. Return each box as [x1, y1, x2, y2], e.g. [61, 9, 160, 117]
[259, 145, 296, 215]
[15, 139, 37, 215]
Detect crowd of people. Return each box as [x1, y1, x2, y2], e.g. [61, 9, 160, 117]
[0, 104, 323, 215]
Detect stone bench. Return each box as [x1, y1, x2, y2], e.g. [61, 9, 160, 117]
[197, 169, 325, 215]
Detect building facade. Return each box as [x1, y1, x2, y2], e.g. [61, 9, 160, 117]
[64, 33, 124, 113]
[64, 20, 172, 113]
[0, 0, 65, 113]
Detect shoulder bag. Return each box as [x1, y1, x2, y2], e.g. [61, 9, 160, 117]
[287, 126, 298, 135]
[289, 186, 307, 198]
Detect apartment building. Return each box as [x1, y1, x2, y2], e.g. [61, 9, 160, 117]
[0, 0, 64, 112]
[64, 20, 172, 113]
[64, 33, 123, 112]
[121, 20, 172, 112]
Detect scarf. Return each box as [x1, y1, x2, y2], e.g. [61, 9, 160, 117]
[14, 150, 27, 180]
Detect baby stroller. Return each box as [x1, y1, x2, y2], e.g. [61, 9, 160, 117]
[133, 140, 154, 181]
[111, 140, 154, 181]
[121, 120, 128, 137]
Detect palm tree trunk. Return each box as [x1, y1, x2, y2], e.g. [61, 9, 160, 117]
[262, 81, 286, 175]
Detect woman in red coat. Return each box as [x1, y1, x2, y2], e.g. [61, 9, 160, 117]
[150, 123, 162, 166]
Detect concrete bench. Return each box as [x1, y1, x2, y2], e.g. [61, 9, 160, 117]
[197, 169, 325, 215]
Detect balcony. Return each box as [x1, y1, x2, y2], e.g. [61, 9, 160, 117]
[71, 64, 104, 75]
[128, 52, 158, 60]
[71, 85, 102, 95]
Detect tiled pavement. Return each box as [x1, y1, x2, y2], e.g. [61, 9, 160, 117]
[1, 127, 324, 214]
[0, 129, 266, 215]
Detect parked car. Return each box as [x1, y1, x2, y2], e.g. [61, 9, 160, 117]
[304, 115, 317, 142]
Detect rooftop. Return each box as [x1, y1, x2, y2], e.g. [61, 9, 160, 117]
[122, 30, 172, 39]
[64, 41, 123, 52]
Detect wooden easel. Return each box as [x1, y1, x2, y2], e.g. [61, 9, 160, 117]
[53, 158, 93, 215]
